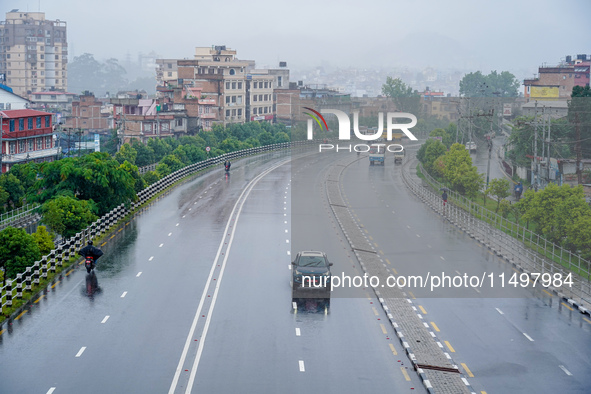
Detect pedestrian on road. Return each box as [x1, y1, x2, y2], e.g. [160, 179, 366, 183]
[442, 191, 448, 207]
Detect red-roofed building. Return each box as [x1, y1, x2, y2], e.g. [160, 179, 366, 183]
[0, 109, 60, 172]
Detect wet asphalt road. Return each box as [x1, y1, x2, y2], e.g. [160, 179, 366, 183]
[1, 145, 589, 394]
[0, 149, 424, 394]
[341, 150, 591, 393]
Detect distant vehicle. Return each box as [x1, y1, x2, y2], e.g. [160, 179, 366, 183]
[394, 147, 405, 164]
[465, 141, 477, 152]
[291, 251, 332, 311]
[369, 144, 385, 166]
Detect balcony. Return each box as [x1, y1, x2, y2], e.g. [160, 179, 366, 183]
[198, 98, 217, 105]
[199, 112, 217, 119]
[2, 147, 61, 164]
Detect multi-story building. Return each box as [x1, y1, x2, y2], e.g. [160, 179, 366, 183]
[111, 97, 189, 144]
[29, 90, 75, 120]
[0, 11, 68, 97]
[524, 54, 590, 100]
[67, 92, 110, 133]
[0, 108, 60, 172]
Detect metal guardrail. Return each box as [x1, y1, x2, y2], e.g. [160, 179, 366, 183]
[402, 153, 591, 309]
[0, 141, 309, 315]
[0, 204, 41, 231]
[138, 163, 158, 175]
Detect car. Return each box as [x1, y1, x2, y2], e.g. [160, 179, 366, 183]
[291, 251, 333, 306]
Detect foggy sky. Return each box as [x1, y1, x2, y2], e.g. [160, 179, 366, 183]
[4, 0, 590, 76]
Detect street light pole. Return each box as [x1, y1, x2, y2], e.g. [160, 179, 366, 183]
[486, 109, 494, 189]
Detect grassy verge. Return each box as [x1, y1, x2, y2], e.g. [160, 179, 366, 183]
[416, 164, 590, 280]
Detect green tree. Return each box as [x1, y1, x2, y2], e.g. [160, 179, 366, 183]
[429, 128, 454, 148]
[459, 70, 519, 97]
[257, 131, 274, 146]
[41, 195, 98, 239]
[443, 143, 484, 198]
[114, 143, 137, 165]
[155, 162, 171, 178]
[142, 171, 160, 185]
[423, 140, 447, 174]
[274, 132, 290, 144]
[32, 225, 55, 256]
[160, 154, 184, 172]
[486, 178, 511, 212]
[0, 227, 41, 278]
[0, 174, 25, 208]
[38, 152, 136, 215]
[131, 139, 156, 167]
[119, 161, 146, 193]
[381, 77, 421, 113]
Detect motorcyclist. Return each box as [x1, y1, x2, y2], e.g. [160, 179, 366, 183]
[78, 240, 103, 263]
[225, 160, 231, 171]
[514, 182, 523, 199]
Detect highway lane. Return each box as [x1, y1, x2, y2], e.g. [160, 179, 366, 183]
[0, 148, 425, 394]
[0, 151, 288, 394]
[341, 150, 591, 393]
[186, 148, 425, 393]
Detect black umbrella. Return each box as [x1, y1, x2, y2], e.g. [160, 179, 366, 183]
[439, 187, 450, 192]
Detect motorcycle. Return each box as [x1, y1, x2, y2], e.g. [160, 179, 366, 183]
[225, 164, 230, 172]
[85, 256, 95, 273]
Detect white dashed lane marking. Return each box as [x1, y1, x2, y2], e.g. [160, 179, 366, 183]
[75, 347, 86, 357]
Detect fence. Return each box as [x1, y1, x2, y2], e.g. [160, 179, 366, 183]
[0, 141, 308, 315]
[0, 203, 42, 232]
[402, 153, 591, 310]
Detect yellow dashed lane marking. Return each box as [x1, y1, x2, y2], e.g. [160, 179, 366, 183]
[372, 307, 379, 316]
[34, 295, 45, 303]
[444, 341, 455, 352]
[51, 280, 60, 289]
[389, 343, 398, 355]
[561, 302, 573, 311]
[400, 367, 411, 381]
[385, 258, 392, 265]
[543, 289, 553, 297]
[392, 268, 398, 275]
[461, 363, 474, 377]
[418, 305, 427, 314]
[583, 317, 591, 325]
[101, 242, 107, 247]
[0, 329, 5, 336]
[380, 324, 387, 334]
[408, 291, 416, 299]
[15, 310, 28, 320]
[430, 322, 440, 332]
[368, 236, 373, 241]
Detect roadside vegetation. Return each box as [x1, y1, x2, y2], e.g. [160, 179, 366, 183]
[0, 122, 291, 282]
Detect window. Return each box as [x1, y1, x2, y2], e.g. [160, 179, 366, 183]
[37, 138, 42, 150]
[253, 95, 258, 102]
[36, 117, 41, 128]
[226, 96, 230, 104]
[28, 139, 34, 151]
[264, 82, 268, 89]
[253, 107, 257, 115]
[45, 136, 51, 148]
[226, 82, 230, 89]
[226, 110, 230, 117]
[176, 118, 183, 127]
[264, 107, 268, 114]
[238, 109, 242, 116]
[144, 123, 152, 132]
[19, 118, 24, 130]
[229, 69, 236, 75]
[19, 140, 25, 153]
[238, 82, 242, 89]
[167, 63, 172, 69]
[9, 119, 14, 131]
[167, 72, 172, 77]
[232, 82, 236, 89]
[45, 116, 50, 127]
[231, 96, 236, 103]
[232, 109, 236, 116]
[254, 82, 258, 88]
[28, 118, 33, 129]
[264, 94, 268, 101]
[9, 142, 15, 154]
[278, 76, 282, 87]
[259, 95, 263, 101]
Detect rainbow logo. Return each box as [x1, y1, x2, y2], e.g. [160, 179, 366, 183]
[303, 107, 328, 131]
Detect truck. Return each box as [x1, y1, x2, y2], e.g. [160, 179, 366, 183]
[369, 144, 385, 166]
[394, 148, 405, 164]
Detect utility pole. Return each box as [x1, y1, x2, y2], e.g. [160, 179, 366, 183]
[575, 111, 582, 184]
[547, 113, 551, 182]
[0, 112, 3, 174]
[486, 109, 494, 189]
[533, 101, 538, 191]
